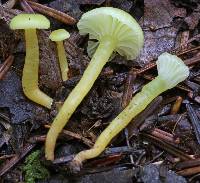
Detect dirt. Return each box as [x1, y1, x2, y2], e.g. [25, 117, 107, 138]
[0, 0, 200, 182]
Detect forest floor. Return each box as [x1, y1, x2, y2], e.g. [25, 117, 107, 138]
[0, 0, 200, 182]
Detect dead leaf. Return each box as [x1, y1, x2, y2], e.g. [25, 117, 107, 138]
[138, 0, 186, 65]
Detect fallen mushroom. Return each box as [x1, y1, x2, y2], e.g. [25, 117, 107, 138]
[71, 52, 189, 169]
[49, 29, 70, 81]
[45, 7, 144, 160]
[10, 14, 53, 109]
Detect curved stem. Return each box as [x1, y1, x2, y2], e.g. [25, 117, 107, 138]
[73, 76, 166, 164]
[23, 29, 53, 109]
[56, 41, 68, 81]
[45, 38, 116, 160]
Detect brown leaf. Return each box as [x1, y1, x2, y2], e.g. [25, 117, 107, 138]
[138, 0, 186, 65]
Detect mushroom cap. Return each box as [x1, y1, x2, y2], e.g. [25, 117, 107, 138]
[10, 14, 50, 30]
[157, 52, 189, 89]
[77, 7, 144, 60]
[49, 29, 70, 42]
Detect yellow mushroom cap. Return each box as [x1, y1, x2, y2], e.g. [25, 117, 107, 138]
[10, 14, 50, 30]
[77, 7, 144, 60]
[49, 29, 70, 42]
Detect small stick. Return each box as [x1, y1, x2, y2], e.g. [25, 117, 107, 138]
[171, 96, 183, 114]
[133, 48, 200, 75]
[26, 0, 76, 25]
[53, 146, 144, 164]
[0, 55, 14, 80]
[28, 135, 46, 143]
[175, 158, 200, 170]
[2, 0, 17, 8]
[121, 70, 136, 108]
[0, 143, 35, 176]
[177, 45, 200, 56]
[0, 154, 15, 160]
[19, 0, 34, 13]
[142, 133, 192, 161]
[135, 62, 156, 75]
[177, 166, 200, 176]
[151, 128, 180, 144]
[45, 124, 93, 147]
[186, 104, 200, 145]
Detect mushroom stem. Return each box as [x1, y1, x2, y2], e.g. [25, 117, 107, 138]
[71, 52, 189, 168]
[56, 41, 69, 81]
[45, 38, 116, 160]
[23, 29, 53, 109]
[73, 77, 165, 164]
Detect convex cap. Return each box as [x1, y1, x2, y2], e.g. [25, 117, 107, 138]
[77, 7, 144, 60]
[49, 29, 70, 42]
[10, 14, 50, 29]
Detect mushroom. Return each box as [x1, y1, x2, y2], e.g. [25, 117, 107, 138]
[45, 7, 144, 160]
[72, 52, 189, 169]
[10, 14, 53, 109]
[49, 29, 70, 81]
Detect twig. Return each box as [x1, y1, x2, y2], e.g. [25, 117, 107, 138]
[177, 45, 200, 56]
[177, 166, 200, 176]
[186, 104, 200, 145]
[141, 133, 193, 161]
[133, 47, 200, 75]
[26, 0, 76, 25]
[0, 55, 14, 80]
[175, 158, 200, 170]
[0, 143, 35, 176]
[86, 154, 122, 168]
[45, 124, 93, 147]
[28, 135, 46, 143]
[135, 62, 156, 75]
[53, 146, 144, 164]
[171, 96, 183, 115]
[121, 70, 136, 108]
[19, 0, 34, 13]
[0, 154, 15, 160]
[2, 0, 17, 8]
[150, 128, 180, 144]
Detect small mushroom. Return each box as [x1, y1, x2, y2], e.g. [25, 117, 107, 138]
[72, 52, 189, 169]
[45, 7, 144, 160]
[49, 29, 70, 81]
[10, 14, 53, 109]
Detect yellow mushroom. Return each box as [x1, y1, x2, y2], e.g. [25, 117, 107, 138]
[10, 14, 53, 109]
[45, 7, 144, 161]
[49, 29, 70, 81]
[72, 53, 189, 169]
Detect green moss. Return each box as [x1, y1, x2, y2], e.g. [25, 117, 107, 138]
[22, 150, 49, 183]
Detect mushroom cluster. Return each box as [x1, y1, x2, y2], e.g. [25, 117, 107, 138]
[71, 52, 189, 169]
[10, 14, 53, 109]
[9, 7, 190, 169]
[45, 7, 144, 160]
[10, 14, 70, 108]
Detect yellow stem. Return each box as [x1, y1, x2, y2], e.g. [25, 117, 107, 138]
[23, 29, 53, 109]
[73, 77, 166, 163]
[56, 41, 68, 81]
[45, 38, 116, 160]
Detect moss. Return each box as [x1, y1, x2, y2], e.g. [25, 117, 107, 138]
[22, 150, 49, 183]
